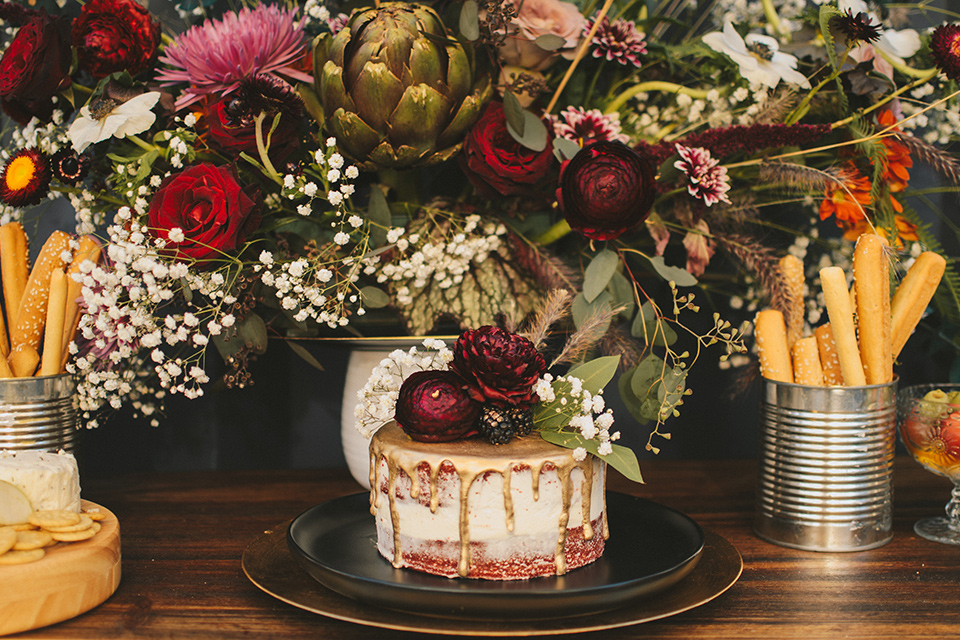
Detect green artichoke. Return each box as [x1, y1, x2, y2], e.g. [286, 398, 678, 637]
[312, 2, 490, 170]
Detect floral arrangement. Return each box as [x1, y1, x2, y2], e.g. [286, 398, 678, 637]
[1, 0, 960, 456]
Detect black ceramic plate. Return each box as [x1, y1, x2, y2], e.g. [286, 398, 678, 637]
[286, 492, 704, 620]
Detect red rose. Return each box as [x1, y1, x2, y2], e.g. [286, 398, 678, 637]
[207, 96, 300, 164]
[147, 164, 261, 265]
[72, 0, 160, 79]
[557, 140, 656, 241]
[394, 370, 481, 442]
[450, 326, 547, 409]
[0, 13, 72, 125]
[461, 101, 555, 197]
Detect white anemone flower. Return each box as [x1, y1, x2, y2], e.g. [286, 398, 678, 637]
[839, 0, 920, 79]
[703, 21, 810, 89]
[68, 91, 162, 153]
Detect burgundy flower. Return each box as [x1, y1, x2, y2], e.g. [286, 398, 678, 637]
[51, 148, 91, 186]
[206, 75, 302, 163]
[831, 9, 882, 45]
[551, 106, 629, 144]
[461, 101, 555, 197]
[557, 141, 656, 241]
[147, 163, 261, 265]
[72, 0, 161, 79]
[450, 326, 547, 409]
[930, 24, 960, 82]
[674, 144, 731, 207]
[0, 12, 72, 125]
[394, 370, 481, 442]
[585, 14, 647, 67]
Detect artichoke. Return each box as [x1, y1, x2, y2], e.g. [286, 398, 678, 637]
[312, 2, 490, 170]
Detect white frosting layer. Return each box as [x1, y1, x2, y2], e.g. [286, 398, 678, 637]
[0, 450, 81, 512]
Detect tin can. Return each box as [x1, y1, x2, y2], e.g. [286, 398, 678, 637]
[754, 377, 898, 551]
[0, 374, 79, 452]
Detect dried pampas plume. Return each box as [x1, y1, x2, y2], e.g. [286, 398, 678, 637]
[898, 133, 960, 185]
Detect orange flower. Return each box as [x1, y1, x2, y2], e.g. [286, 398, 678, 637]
[876, 110, 913, 212]
[842, 215, 919, 247]
[820, 164, 871, 225]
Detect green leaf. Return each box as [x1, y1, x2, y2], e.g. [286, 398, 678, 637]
[631, 301, 677, 346]
[459, 0, 480, 41]
[631, 354, 667, 422]
[539, 431, 643, 483]
[607, 271, 635, 320]
[366, 186, 391, 247]
[287, 341, 324, 371]
[359, 286, 391, 309]
[566, 355, 621, 394]
[535, 33, 566, 51]
[506, 108, 549, 152]
[552, 137, 581, 162]
[572, 291, 612, 334]
[645, 255, 698, 287]
[618, 366, 647, 423]
[502, 91, 525, 136]
[238, 313, 269, 355]
[657, 154, 682, 183]
[658, 366, 687, 410]
[583, 250, 619, 303]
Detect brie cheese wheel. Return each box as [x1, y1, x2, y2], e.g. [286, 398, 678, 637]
[0, 450, 81, 513]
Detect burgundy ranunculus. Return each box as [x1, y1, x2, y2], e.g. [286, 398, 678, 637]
[0, 13, 72, 125]
[450, 326, 547, 409]
[394, 370, 482, 442]
[461, 101, 555, 197]
[556, 140, 656, 241]
[72, 0, 161, 79]
[206, 76, 302, 163]
[147, 163, 261, 265]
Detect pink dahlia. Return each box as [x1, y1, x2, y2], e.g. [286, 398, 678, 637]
[156, 5, 312, 110]
[551, 106, 630, 144]
[674, 144, 731, 207]
[585, 14, 646, 67]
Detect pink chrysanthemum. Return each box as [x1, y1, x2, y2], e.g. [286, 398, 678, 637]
[674, 144, 731, 207]
[585, 14, 647, 67]
[156, 5, 312, 110]
[551, 107, 630, 144]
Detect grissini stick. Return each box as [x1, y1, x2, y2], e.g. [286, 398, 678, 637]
[10, 231, 70, 352]
[0, 221, 29, 335]
[8, 343, 39, 378]
[755, 309, 794, 383]
[814, 323, 844, 386]
[40, 268, 67, 377]
[779, 254, 805, 349]
[0, 295, 7, 358]
[853, 234, 893, 384]
[792, 335, 824, 386]
[820, 266, 866, 386]
[0, 350, 12, 377]
[891, 251, 946, 358]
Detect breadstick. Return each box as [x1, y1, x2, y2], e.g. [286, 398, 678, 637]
[0, 221, 29, 332]
[0, 350, 12, 378]
[779, 254, 805, 349]
[814, 323, 843, 386]
[891, 251, 946, 358]
[791, 336, 824, 386]
[820, 266, 866, 386]
[755, 309, 794, 383]
[10, 231, 71, 352]
[60, 235, 101, 365]
[40, 268, 67, 377]
[0, 299, 7, 358]
[854, 234, 893, 384]
[8, 343, 39, 378]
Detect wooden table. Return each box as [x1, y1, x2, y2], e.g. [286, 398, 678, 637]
[6, 457, 960, 639]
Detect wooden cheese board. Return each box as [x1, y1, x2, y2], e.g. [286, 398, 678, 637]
[0, 500, 121, 636]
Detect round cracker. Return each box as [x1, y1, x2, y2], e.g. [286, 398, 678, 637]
[13, 530, 53, 551]
[43, 514, 93, 533]
[0, 548, 45, 565]
[83, 509, 106, 522]
[50, 526, 97, 542]
[0, 527, 15, 555]
[28, 509, 81, 529]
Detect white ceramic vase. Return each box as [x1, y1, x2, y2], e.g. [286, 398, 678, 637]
[340, 347, 394, 488]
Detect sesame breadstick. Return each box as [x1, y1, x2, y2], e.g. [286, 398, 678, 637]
[779, 254, 805, 349]
[854, 234, 893, 384]
[820, 266, 866, 386]
[792, 335, 824, 386]
[40, 268, 67, 377]
[755, 309, 794, 383]
[891, 251, 947, 358]
[814, 323, 844, 386]
[0, 222, 29, 335]
[0, 350, 12, 377]
[60, 235, 101, 366]
[10, 231, 71, 352]
[8, 343, 39, 378]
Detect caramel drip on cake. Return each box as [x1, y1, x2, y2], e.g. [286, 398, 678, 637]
[369, 422, 603, 578]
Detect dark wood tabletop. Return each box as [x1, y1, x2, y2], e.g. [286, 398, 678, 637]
[8, 457, 960, 639]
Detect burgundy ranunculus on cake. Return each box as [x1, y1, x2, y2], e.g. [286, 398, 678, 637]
[355, 324, 641, 581]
